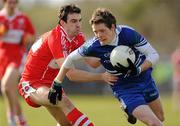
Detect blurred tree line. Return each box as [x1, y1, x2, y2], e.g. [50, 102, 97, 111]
[0, 0, 179, 54]
[10, 0, 179, 55]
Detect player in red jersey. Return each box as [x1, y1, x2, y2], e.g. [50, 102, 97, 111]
[0, 0, 35, 126]
[171, 48, 180, 111]
[18, 4, 117, 126]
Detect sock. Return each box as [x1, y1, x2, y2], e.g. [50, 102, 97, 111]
[7, 111, 16, 126]
[67, 108, 94, 126]
[15, 114, 28, 126]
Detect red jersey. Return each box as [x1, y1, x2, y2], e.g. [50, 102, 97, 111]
[0, 8, 35, 79]
[0, 8, 35, 45]
[171, 49, 180, 78]
[21, 25, 85, 86]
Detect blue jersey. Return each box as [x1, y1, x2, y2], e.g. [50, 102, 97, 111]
[78, 25, 159, 114]
[78, 25, 153, 85]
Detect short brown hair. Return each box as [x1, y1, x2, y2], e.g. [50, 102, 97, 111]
[58, 4, 81, 24]
[3, 0, 18, 3]
[90, 8, 116, 29]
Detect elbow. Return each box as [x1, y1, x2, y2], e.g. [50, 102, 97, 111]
[153, 52, 159, 65]
[148, 52, 159, 66]
[156, 53, 159, 62]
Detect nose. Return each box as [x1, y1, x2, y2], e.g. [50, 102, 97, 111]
[76, 21, 81, 28]
[96, 32, 102, 39]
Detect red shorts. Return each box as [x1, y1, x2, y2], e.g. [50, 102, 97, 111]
[18, 78, 64, 108]
[0, 43, 25, 79]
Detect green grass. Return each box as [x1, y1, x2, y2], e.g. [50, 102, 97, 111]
[0, 95, 180, 126]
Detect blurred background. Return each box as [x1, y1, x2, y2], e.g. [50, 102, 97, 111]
[0, 0, 180, 125]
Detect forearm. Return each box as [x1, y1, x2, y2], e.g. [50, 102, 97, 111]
[136, 42, 159, 72]
[66, 69, 103, 82]
[55, 49, 84, 83]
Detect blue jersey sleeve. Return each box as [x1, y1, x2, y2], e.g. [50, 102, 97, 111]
[78, 38, 95, 57]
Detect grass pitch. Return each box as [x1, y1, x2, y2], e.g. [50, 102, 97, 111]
[0, 95, 180, 126]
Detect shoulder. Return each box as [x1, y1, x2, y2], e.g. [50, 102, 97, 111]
[82, 37, 99, 48]
[0, 8, 6, 17]
[78, 37, 99, 56]
[47, 26, 60, 43]
[117, 25, 136, 35]
[117, 25, 144, 45]
[14, 12, 33, 25]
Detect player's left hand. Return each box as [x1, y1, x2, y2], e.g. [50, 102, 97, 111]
[126, 58, 141, 77]
[48, 81, 62, 105]
[113, 58, 141, 77]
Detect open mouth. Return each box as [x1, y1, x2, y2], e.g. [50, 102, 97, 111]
[100, 38, 106, 42]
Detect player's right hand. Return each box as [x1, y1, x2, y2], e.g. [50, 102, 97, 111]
[102, 72, 118, 85]
[48, 81, 62, 105]
[0, 23, 7, 36]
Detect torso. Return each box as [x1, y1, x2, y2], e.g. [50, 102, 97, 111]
[21, 25, 85, 83]
[78, 25, 152, 86]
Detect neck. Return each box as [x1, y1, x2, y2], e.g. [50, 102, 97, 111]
[4, 7, 15, 16]
[7, 10, 14, 16]
[104, 32, 116, 45]
[112, 32, 117, 43]
[67, 34, 75, 40]
[62, 27, 75, 40]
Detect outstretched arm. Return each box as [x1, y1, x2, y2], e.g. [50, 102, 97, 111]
[48, 49, 82, 105]
[55, 49, 117, 84]
[48, 49, 117, 104]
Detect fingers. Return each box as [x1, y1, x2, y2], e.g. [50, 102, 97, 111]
[107, 81, 115, 85]
[48, 93, 57, 105]
[106, 75, 118, 85]
[115, 63, 128, 73]
[117, 63, 124, 68]
[127, 58, 133, 65]
[57, 90, 62, 101]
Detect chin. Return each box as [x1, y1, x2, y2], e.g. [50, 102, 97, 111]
[74, 32, 78, 36]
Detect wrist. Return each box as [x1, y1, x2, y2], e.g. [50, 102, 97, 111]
[54, 78, 62, 84]
[52, 81, 62, 92]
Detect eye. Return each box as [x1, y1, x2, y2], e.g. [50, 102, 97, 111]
[71, 19, 77, 23]
[100, 29, 106, 33]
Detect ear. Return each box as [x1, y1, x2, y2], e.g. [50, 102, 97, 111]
[59, 20, 66, 26]
[111, 24, 116, 30]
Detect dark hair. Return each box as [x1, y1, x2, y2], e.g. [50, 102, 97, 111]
[3, 0, 18, 3]
[58, 4, 81, 24]
[90, 8, 116, 29]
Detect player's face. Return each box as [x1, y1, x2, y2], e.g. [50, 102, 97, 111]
[5, 0, 17, 14]
[92, 23, 116, 45]
[63, 13, 82, 38]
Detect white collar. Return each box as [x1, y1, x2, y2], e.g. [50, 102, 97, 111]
[60, 26, 76, 42]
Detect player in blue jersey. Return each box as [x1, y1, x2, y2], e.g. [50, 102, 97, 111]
[48, 8, 164, 126]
